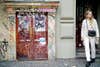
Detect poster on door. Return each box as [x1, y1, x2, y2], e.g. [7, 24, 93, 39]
[34, 12, 46, 32]
[17, 12, 31, 41]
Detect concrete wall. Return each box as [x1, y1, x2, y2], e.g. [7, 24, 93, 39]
[56, 0, 76, 58]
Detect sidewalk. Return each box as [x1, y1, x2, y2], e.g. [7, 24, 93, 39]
[0, 58, 100, 67]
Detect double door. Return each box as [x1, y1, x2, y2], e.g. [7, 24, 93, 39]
[16, 12, 48, 60]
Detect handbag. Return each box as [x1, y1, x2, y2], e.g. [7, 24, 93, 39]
[88, 30, 96, 37]
[86, 20, 96, 37]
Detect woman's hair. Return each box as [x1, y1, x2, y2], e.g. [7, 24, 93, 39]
[84, 10, 94, 19]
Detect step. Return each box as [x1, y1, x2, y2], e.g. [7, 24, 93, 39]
[77, 48, 100, 52]
[76, 52, 100, 59]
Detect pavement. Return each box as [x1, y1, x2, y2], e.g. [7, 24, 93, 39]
[0, 58, 100, 67]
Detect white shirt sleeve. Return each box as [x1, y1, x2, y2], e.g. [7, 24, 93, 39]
[81, 20, 87, 40]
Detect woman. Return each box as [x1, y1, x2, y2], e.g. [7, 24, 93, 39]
[81, 10, 99, 67]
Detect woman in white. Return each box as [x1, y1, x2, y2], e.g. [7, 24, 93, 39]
[81, 10, 99, 67]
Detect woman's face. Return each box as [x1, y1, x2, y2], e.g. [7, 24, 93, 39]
[87, 11, 93, 19]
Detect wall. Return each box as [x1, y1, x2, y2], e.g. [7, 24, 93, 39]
[97, 4, 100, 48]
[56, 0, 76, 58]
[0, 4, 16, 60]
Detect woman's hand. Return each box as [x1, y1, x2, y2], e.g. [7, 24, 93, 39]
[96, 37, 99, 44]
[81, 37, 84, 41]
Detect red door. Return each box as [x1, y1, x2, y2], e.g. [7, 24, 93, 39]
[16, 12, 48, 60]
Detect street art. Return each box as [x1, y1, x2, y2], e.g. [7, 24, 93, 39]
[0, 39, 8, 59]
[2, 22, 9, 31]
[8, 15, 15, 24]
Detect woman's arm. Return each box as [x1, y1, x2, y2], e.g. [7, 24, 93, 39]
[81, 20, 86, 41]
[95, 20, 99, 38]
[95, 19, 99, 44]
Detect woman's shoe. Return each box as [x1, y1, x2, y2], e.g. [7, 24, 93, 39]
[91, 58, 95, 63]
[86, 61, 91, 67]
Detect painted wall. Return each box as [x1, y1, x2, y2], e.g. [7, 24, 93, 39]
[0, 4, 16, 60]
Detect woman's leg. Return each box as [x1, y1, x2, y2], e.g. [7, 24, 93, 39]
[90, 37, 96, 59]
[84, 38, 91, 61]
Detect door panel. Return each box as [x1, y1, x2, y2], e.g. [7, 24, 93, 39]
[30, 12, 48, 59]
[16, 12, 32, 58]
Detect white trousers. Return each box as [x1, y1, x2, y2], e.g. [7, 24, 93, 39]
[83, 37, 96, 61]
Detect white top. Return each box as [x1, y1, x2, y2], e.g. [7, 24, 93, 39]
[81, 19, 99, 39]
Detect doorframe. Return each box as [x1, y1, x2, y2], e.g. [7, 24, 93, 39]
[74, 0, 76, 57]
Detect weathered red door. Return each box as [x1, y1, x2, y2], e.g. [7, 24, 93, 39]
[16, 12, 48, 60]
